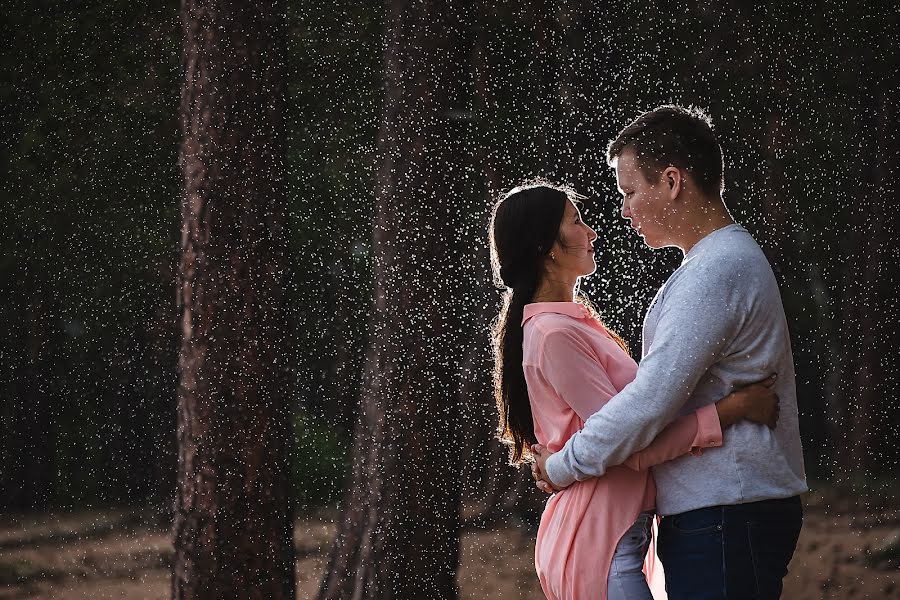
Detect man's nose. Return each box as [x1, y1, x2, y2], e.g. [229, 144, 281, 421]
[620, 203, 631, 219]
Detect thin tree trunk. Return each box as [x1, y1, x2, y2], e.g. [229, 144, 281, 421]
[173, 1, 294, 598]
[837, 72, 895, 481]
[459, 4, 542, 528]
[5, 289, 53, 510]
[869, 88, 899, 478]
[318, 1, 471, 598]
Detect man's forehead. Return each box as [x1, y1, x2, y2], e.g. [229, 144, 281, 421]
[615, 149, 639, 169]
[614, 160, 633, 183]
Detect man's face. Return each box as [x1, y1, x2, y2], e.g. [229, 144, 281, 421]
[614, 148, 671, 249]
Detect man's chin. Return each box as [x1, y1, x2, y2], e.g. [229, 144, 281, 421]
[632, 228, 665, 249]
[642, 236, 678, 251]
[640, 235, 662, 249]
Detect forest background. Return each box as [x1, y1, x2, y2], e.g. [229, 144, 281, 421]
[1, 0, 898, 598]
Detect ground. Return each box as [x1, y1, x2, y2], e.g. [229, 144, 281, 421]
[1, 494, 897, 599]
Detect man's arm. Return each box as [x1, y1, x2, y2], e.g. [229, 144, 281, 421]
[620, 378, 780, 471]
[533, 374, 779, 488]
[621, 404, 722, 471]
[544, 261, 747, 488]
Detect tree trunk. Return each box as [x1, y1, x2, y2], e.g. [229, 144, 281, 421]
[836, 68, 895, 481]
[3, 287, 53, 511]
[173, 1, 294, 598]
[318, 1, 471, 598]
[458, 4, 544, 529]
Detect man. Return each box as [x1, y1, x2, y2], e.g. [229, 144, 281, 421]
[531, 105, 807, 599]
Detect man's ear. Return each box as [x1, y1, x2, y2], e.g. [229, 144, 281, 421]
[663, 166, 683, 200]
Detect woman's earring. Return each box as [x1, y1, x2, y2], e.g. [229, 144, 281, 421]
[550, 252, 556, 261]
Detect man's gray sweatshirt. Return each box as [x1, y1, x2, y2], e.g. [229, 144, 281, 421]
[545, 224, 808, 516]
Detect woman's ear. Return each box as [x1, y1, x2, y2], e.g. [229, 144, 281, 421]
[544, 240, 560, 267]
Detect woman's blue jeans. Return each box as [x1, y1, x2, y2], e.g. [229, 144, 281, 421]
[657, 495, 803, 600]
[607, 511, 655, 600]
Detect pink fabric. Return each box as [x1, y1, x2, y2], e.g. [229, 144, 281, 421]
[522, 302, 722, 600]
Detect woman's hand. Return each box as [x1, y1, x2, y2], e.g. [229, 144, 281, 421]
[531, 444, 562, 494]
[715, 374, 780, 430]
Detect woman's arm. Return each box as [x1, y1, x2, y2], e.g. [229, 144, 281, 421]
[534, 326, 778, 473]
[622, 376, 779, 471]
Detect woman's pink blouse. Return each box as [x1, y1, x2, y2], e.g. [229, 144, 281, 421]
[523, 302, 722, 600]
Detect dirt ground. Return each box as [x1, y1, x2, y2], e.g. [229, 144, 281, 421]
[1, 496, 897, 600]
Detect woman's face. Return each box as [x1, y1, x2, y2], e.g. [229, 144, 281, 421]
[550, 201, 598, 279]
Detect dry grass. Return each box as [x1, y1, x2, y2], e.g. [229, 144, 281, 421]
[0, 497, 897, 600]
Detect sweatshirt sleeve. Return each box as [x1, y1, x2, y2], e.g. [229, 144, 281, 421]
[621, 404, 723, 471]
[545, 257, 747, 488]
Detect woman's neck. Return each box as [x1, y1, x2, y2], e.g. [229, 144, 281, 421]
[532, 277, 576, 303]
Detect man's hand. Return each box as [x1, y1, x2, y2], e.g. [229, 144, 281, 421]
[530, 444, 563, 494]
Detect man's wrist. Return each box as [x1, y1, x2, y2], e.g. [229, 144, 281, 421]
[545, 452, 577, 489]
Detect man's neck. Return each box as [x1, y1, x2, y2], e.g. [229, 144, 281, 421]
[673, 198, 735, 255]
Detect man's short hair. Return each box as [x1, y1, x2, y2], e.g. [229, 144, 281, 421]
[607, 105, 725, 197]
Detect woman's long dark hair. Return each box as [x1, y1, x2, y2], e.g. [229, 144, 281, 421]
[489, 182, 568, 465]
[488, 181, 628, 465]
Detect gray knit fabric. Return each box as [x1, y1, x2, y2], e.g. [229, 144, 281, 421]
[545, 224, 808, 515]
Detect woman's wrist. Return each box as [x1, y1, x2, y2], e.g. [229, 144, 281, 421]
[715, 392, 746, 429]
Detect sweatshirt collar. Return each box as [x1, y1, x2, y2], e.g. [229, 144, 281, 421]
[522, 302, 589, 325]
[683, 223, 744, 262]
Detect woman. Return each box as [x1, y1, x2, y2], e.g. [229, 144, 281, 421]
[488, 182, 779, 600]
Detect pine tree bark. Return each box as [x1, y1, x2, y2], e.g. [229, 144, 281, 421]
[4, 289, 53, 510]
[835, 66, 895, 481]
[173, 1, 294, 598]
[318, 1, 471, 598]
[459, 5, 543, 529]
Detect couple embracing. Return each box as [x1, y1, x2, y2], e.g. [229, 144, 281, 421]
[488, 105, 807, 600]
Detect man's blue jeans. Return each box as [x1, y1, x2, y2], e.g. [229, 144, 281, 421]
[657, 496, 803, 600]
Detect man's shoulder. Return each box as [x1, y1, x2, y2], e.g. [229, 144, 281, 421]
[684, 227, 772, 280]
[659, 230, 775, 310]
[717, 226, 769, 260]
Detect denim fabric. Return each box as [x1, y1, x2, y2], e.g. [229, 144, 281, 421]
[607, 511, 655, 600]
[657, 496, 803, 600]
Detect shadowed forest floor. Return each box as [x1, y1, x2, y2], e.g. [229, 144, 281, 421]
[1, 494, 898, 599]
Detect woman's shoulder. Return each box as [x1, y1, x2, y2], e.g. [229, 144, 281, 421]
[526, 311, 582, 332]
[527, 313, 622, 360]
[525, 313, 598, 348]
